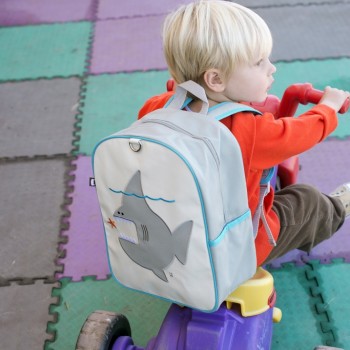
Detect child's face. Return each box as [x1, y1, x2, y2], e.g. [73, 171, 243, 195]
[223, 57, 276, 103]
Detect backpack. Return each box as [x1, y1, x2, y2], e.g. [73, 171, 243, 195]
[92, 80, 269, 312]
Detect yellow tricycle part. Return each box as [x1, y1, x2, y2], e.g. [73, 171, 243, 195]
[273, 306, 282, 323]
[225, 267, 277, 317]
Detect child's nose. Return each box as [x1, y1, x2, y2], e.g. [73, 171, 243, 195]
[269, 61, 277, 75]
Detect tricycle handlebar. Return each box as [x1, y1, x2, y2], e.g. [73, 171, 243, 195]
[276, 83, 349, 118]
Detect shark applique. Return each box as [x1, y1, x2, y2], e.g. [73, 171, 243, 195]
[112, 171, 193, 282]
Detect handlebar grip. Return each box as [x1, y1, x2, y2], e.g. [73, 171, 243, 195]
[167, 79, 175, 92]
[306, 88, 350, 114]
[341, 98, 350, 114]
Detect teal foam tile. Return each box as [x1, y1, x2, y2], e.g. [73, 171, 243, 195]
[267, 264, 334, 348]
[77, 70, 171, 155]
[47, 277, 170, 349]
[271, 59, 350, 97]
[0, 22, 91, 81]
[310, 260, 350, 349]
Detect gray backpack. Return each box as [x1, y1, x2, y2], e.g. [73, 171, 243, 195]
[92, 81, 269, 312]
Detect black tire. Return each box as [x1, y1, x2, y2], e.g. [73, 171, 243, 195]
[76, 310, 132, 350]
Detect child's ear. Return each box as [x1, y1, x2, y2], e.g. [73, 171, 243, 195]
[203, 69, 225, 92]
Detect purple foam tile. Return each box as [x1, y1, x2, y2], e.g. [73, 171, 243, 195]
[309, 225, 350, 264]
[266, 249, 307, 269]
[0, 0, 95, 26]
[97, 0, 193, 19]
[56, 156, 110, 281]
[90, 16, 167, 74]
[298, 138, 350, 194]
[297, 138, 350, 263]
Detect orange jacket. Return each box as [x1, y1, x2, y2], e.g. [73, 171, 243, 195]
[138, 92, 338, 265]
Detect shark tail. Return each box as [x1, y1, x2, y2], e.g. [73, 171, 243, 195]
[152, 268, 168, 282]
[173, 220, 193, 265]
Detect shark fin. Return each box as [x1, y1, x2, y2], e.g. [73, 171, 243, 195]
[173, 220, 193, 265]
[125, 170, 143, 196]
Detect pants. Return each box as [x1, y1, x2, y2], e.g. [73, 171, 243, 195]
[263, 184, 346, 264]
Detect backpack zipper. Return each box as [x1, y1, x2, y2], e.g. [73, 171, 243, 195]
[142, 119, 220, 169]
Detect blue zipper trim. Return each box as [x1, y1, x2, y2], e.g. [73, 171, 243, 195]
[208, 101, 233, 113]
[164, 95, 174, 107]
[211, 103, 262, 121]
[164, 96, 192, 109]
[209, 210, 251, 247]
[260, 167, 275, 185]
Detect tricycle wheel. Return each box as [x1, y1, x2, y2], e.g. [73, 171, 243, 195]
[76, 310, 131, 350]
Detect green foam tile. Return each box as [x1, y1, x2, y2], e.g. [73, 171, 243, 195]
[0, 22, 91, 81]
[46, 276, 170, 349]
[270, 58, 350, 139]
[271, 58, 350, 96]
[77, 70, 171, 155]
[311, 260, 350, 349]
[267, 264, 334, 349]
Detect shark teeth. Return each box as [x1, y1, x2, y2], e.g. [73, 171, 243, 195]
[114, 216, 138, 244]
[119, 232, 137, 244]
[113, 216, 133, 225]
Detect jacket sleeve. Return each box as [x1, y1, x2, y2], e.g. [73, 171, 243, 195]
[138, 92, 174, 119]
[251, 104, 338, 169]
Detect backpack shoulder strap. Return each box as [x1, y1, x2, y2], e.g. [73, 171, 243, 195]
[208, 102, 277, 245]
[165, 80, 209, 114]
[208, 101, 262, 121]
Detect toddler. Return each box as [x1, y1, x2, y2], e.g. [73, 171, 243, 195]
[138, 0, 350, 265]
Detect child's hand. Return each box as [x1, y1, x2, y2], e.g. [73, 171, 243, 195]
[319, 86, 350, 112]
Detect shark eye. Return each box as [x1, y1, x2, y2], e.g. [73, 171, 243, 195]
[118, 211, 124, 216]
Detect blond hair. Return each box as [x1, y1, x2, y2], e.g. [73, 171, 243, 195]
[163, 0, 273, 84]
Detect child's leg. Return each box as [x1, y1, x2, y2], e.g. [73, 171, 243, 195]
[263, 184, 346, 264]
